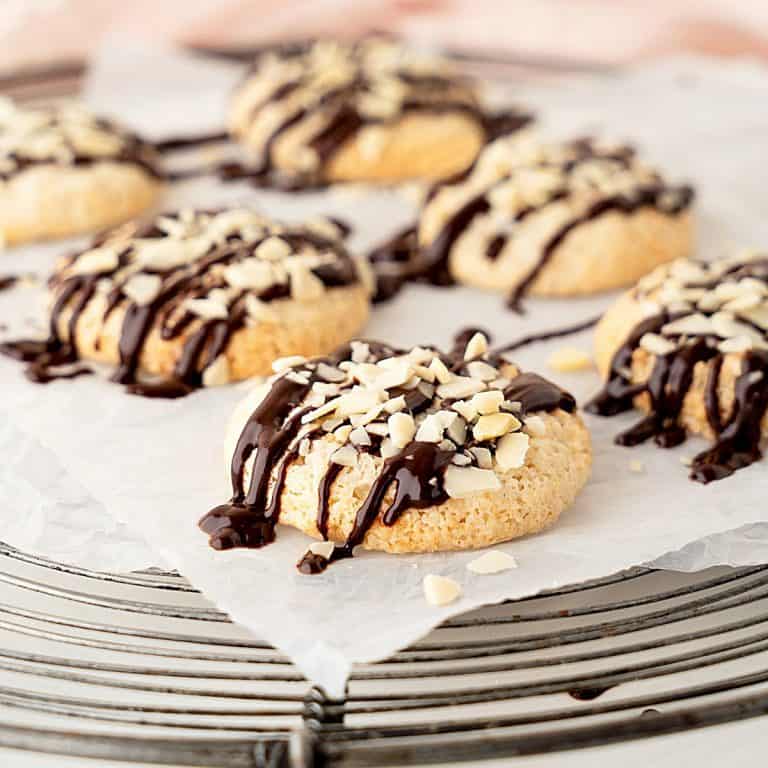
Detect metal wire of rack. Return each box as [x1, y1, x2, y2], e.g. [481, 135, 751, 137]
[3, 51, 768, 767]
[2, 541, 768, 766]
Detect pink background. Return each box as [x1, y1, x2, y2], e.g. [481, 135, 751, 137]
[2, 0, 768, 73]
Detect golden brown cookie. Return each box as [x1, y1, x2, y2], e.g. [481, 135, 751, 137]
[229, 37, 530, 185]
[414, 132, 694, 308]
[201, 332, 591, 567]
[590, 251, 768, 483]
[0, 99, 162, 245]
[0, 208, 372, 396]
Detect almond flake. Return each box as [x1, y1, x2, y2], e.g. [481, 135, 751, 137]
[71, 247, 119, 275]
[470, 446, 493, 469]
[331, 444, 357, 466]
[415, 414, 444, 443]
[256, 236, 292, 261]
[451, 453, 472, 466]
[548, 347, 593, 373]
[522, 414, 546, 437]
[429, 357, 452, 384]
[384, 395, 406, 414]
[718, 336, 753, 353]
[467, 551, 518, 574]
[289, 264, 325, 301]
[423, 574, 461, 606]
[305, 216, 343, 241]
[437, 376, 485, 400]
[333, 425, 353, 443]
[639, 333, 677, 356]
[316, 362, 346, 382]
[308, 541, 335, 559]
[495, 431, 529, 470]
[272, 355, 306, 372]
[662, 313, 714, 336]
[464, 332, 489, 360]
[201, 355, 231, 387]
[444, 466, 501, 498]
[223, 259, 275, 291]
[451, 400, 477, 422]
[349, 426, 371, 446]
[472, 390, 504, 415]
[380, 438, 399, 459]
[466, 360, 499, 381]
[184, 296, 229, 320]
[473, 413, 521, 441]
[121, 273, 162, 305]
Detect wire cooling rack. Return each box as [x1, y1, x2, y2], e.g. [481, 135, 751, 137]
[1, 542, 768, 767]
[3, 49, 768, 767]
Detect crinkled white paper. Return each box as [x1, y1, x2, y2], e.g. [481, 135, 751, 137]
[1, 44, 768, 696]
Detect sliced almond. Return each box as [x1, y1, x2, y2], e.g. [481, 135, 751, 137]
[464, 332, 489, 360]
[256, 236, 292, 261]
[429, 356, 452, 384]
[202, 354, 231, 387]
[415, 414, 444, 443]
[495, 431, 529, 470]
[522, 414, 546, 437]
[388, 412, 416, 449]
[423, 574, 461, 606]
[349, 426, 371, 447]
[470, 446, 493, 469]
[639, 333, 677, 356]
[308, 540, 335, 559]
[289, 264, 325, 301]
[331, 444, 357, 467]
[223, 259, 275, 291]
[70, 247, 119, 275]
[466, 360, 499, 381]
[444, 466, 501, 498]
[472, 390, 504, 415]
[184, 296, 229, 320]
[467, 551, 518, 574]
[473, 413, 521, 442]
[272, 355, 307, 373]
[548, 347, 593, 373]
[121, 273, 162, 306]
[437, 376, 485, 400]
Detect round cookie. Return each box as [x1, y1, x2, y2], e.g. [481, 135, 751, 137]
[417, 132, 694, 307]
[201, 332, 591, 564]
[229, 37, 530, 185]
[590, 251, 768, 483]
[0, 99, 162, 245]
[1, 208, 372, 396]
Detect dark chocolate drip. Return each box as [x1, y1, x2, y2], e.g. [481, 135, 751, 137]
[0, 276, 18, 293]
[507, 186, 694, 311]
[152, 131, 229, 152]
[201, 341, 579, 570]
[485, 234, 507, 262]
[504, 372, 576, 415]
[588, 299, 768, 483]
[568, 685, 614, 701]
[199, 377, 312, 550]
[492, 315, 601, 355]
[1, 114, 162, 182]
[2, 224, 359, 398]
[316, 462, 343, 540]
[323, 441, 455, 563]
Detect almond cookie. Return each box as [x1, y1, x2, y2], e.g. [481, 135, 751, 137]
[405, 133, 693, 308]
[590, 250, 768, 483]
[201, 331, 591, 570]
[228, 37, 530, 186]
[0, 99, 162, 245]
[0, 208, 372, 397]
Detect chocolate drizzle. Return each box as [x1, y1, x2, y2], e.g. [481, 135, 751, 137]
[0, 276, 18, 293]
[225, 38, 531, 190]
[367, 138, 693, 309]
[200, 339, 577, 572]
[1, 212, 360, 395]
[588, 257, 768, 482]
[492, 315, 601, 355]
[0, 109, 162, 182]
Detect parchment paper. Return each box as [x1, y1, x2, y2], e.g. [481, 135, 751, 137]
[2, 41, 768, 695]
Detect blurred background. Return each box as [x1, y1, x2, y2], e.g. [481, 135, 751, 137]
[2, 0, 768, 74]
